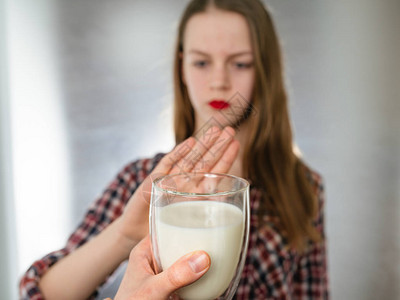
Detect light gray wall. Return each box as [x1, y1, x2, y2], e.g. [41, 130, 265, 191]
[0, 0, 18, 298]
[55, 0, 178, 224]
[4, 0, 399, 299]
[268, 1, 400, 298]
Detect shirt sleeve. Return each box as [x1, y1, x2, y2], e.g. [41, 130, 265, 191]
[292, 173, 329, 299]
[19, 154, 164, 300]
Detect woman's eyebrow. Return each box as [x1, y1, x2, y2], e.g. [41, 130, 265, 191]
[187, 49, 253, 58]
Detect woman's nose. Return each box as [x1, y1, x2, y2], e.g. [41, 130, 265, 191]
[210, 66, 230, 90]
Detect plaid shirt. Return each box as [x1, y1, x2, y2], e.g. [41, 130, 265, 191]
[20, 153, 329, 299]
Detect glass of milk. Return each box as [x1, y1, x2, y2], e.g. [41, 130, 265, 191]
[150, 172, 250, 300]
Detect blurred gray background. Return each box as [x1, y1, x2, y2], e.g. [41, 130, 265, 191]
[1, 0, 399, 299]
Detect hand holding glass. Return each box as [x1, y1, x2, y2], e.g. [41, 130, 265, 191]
[150, 173, 250, 300]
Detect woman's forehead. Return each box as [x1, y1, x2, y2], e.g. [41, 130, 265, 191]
[183, 9, 252, 53]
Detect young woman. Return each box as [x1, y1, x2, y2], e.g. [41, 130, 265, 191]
[20, 0, 328, 299]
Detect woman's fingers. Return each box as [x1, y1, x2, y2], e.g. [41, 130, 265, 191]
[193, 138, 240, 194]
[153, 137, 196, 175]
[141, 126, 239, 201]
[210, 139, 240, 174]
[192, 126, 236, 173]
[139, 138, 196, 202]
[152, 126, 237, 177]
[169, 126, 221, 174]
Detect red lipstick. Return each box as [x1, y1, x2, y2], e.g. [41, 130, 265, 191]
[209, 100, 230, 110]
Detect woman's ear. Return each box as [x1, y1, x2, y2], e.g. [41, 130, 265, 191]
[180, 52, 186, 85]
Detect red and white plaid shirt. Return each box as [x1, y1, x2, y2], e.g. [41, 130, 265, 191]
[20, 153, 329, 299]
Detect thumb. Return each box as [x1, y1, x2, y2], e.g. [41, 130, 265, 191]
[153, 251, 211, 297]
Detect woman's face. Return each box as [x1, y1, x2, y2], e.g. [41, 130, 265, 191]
[182, 9, 255, 130]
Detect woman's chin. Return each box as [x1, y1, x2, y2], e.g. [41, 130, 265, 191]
[195, 113, 237, 131]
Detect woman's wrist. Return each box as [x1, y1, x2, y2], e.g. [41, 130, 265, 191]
[111, 217, 140, 259]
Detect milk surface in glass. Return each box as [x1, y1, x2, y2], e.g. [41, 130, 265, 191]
[156, 200, 244, 300]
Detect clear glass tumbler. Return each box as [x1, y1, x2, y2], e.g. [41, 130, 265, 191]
[150, 172, 250, 300]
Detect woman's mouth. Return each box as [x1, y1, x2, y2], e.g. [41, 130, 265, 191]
[208, 100, 230, 110]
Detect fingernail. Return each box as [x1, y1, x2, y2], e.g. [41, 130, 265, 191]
[188, 252, 210, 273]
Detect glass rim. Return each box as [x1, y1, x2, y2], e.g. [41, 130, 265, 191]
[152, 172, 250, 197]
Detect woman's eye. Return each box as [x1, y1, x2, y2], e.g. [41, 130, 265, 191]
[193, 60, 209, 68]
[234, 62, 253, 69]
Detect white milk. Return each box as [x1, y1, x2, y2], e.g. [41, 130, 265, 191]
[156, 201, 244, 300]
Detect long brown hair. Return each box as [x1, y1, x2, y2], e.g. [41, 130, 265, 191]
[173, 0, 320, 251]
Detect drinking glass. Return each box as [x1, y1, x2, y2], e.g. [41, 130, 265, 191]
[150, 172, 250, 300]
